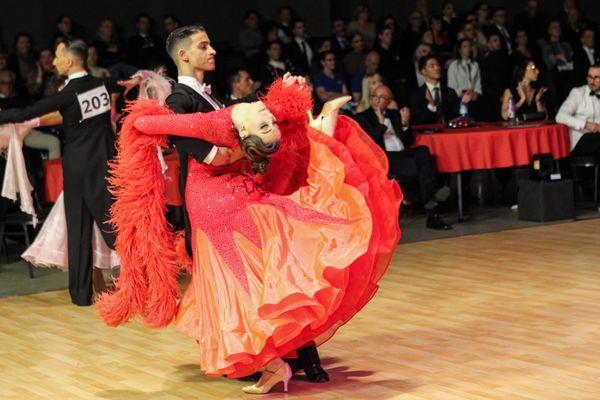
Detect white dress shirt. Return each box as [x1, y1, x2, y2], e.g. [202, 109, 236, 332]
[583, 46, 596, 66]
[447, 59, 482, 96]
[382, 117, 404, 152]
[556, 85, 600, 149]
[65, 71, 88, 85]
[177, 75, 220, 163]
[496, 24, 512, 54]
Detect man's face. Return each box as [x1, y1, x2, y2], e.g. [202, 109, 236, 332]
[164, 17, 179, 33]
[235, 71, 254, 97]
[421, 58, 441, 81]
[40, 49, 55, 70]
[181, 31, 216, 72]
[137, 17, 151, 34]
[488, 35, 501, 51]
[528, 0, 538, 12]
[463, 23, 475, 39]
[245, 13, 259, 30]
[365, 52, 380, 73]
[548, 22, 561, 38]
[99, 20, 114, 37]
[16, 36, 31, 54]
[379, 29, 393, 47]
[266, 43, 281, 61]
[293, 21, 305, 38]
[371, 86, 392, 110]
[280, 8, 292, 24]
[409, 12, 422, 28]
[587, 67, 600, 92]
[53, 43, 72, 76]
[351, 34, 363, 51]
[332, 20, 345, 36]
[582, 30, 595, 48]
[493, 10, 506, 26]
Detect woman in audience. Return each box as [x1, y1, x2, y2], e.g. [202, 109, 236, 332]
[404, 10, 424, 58]
[91, 18, 124, 68]
[311, 37, 333, 74]
[448, 39, 482, 96]
[343, 33, 366, 77]
[501, 59, 547, 120]
[430, 16, 452, 60]
[7, 32, 38, 98]
[512, 29, 544, 70]
[348, 5, 376, 49]
[31, 48, 63, 99]
[313, 51, 349, 103]
[457, 21, 487, 60]
[473, 2, 491, 31]
[355, 72, 398, 113]
[88, 45, 111, 78]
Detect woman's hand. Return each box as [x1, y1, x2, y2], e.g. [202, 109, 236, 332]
[535, 87, 548, 103]
[517, 82, 526, 101]
[282, 72, 306, 88]
[400, 107, 410, 127]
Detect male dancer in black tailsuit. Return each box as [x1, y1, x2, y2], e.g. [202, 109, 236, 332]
[165, 25, 329, 383]
[0, 40, 137, 306]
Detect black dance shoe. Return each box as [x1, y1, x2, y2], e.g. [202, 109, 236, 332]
[304, 363, 330, 383]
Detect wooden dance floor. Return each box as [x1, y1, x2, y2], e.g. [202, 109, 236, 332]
[1, 219, 599, 399]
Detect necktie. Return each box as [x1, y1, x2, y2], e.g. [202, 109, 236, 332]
[432, 87, 441, 106]
[198, 83, 212, 95]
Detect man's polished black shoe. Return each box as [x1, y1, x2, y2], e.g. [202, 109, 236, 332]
[304, 363, 330, 383]
[426, 213, 452, 230]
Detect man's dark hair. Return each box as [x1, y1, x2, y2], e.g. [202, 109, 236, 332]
[244, 10, 259, 19]
[60, 39, 88, 66]
[580, 27, 595, 39]
[56, 14, 72, 24]
[418, 54, 438, 71]
[165, 25, 206, 60]
[136, 13, 151, 24]
[13, 32, 34, 48]
[163, 14, 180, 24]
[491, 7, 506, 18]
[591, 64, 600, 69]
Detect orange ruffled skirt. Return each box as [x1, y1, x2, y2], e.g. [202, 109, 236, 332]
[175, 116, 402, 378]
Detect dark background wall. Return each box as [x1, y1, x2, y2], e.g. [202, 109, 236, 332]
[1, 0, 599, 50]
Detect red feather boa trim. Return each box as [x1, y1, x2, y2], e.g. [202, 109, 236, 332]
[96, 99, 181, 328]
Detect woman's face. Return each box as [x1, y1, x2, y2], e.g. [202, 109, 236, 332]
[431, 19, 442, 32]
[358, 9, 369, 22]
[318, 40, 332, 53]
[87, 47, 98, 67]
[235, 102, 281, 146]
[368, 74, 383, 92]
[525, 62, 539, 82]
[99, 20, 114, 37]
[321, 53, 336, 71]
[351, 34, 364, 51]
[477, 5, 489, 21]
[40, 49, 55, 70]
[459, 41, 472, 58]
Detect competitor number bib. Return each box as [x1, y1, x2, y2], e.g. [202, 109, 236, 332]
[77, 85, 110, 120]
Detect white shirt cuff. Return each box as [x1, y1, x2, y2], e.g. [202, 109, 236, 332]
[427, 104, 438, 112]
[203, 146, 219, 164]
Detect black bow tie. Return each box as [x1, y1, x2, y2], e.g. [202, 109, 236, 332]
[590, 92, 600, 99]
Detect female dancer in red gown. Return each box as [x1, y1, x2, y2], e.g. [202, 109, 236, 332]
[97, 74, 402, 394]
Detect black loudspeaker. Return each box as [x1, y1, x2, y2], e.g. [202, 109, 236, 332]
[518, 112, 547, 122]
[529, 153, 554, 181]
[518, 178, 575, 222]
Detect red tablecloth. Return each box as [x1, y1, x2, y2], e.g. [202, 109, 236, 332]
[413, 122, 570, 173]
[43, 154, 183, 206]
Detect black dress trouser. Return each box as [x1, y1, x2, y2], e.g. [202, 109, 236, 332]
[386, 146, 437, 203]
[63, 173, 115, 306]
[571, 132, 600, 158]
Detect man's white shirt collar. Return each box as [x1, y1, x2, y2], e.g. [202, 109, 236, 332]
[425, 81, 441, 93]
[65, 71, 88, 85]
[178, 76, 211, 95]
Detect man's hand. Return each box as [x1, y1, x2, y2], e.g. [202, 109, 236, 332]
[461, 90, 474, 103]
[117, 75, 143, 96]
[584, 121, 600, 132]
[400, 107, 410, 127]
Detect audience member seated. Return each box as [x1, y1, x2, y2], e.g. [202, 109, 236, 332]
[348, 5, 376, 49]
[542, 19, 575, 102]
[91, 18, 124, 68]
[276, 6, 294, 45]
[501, 60, 547, 120]
[238, 10, 264, 60]
[441, 1, 459, 43]
[226, 69, 255, 101]
[126, 13, 164, 69]
[255, 40, 294, 91]
[311, 38, 333, 74]
[53, 14, 76, 43]
[330, 18, 350, 58]
[313, 51, 349, 104]
[484, 7, 512, 55]
[410, 55, 473, 124]
[88, 45, 110, 78]
[430, 15, 452, 63]
[31, 48, 63, 99]
[480, 33, 513, 121]
[7, 32, 38, 98]
[513, 0, 547, 47]
[407, 43, 432, 93]
[556, 64, 600, 159]
[457, 21, 486, 60]
[573, 28, 599, 86]
[355, 73, 398, 113]
[403, 10, 425, 58]
[354, 85, 451, 230]
[447, 39, 482, 106]
[373, 24, 405, 96]
[286, 18, 314, 76]
[343, 33, 366, 78]
[511, 29, 544, 70]
[473, 2, 491, 33]
[350, 51, 380, 103]
[163, 14, 181, 37]
[0, 70, 61, 160]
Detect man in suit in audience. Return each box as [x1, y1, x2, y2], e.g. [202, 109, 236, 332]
[484, 7, 513, 55]
[355, 85, 451, 230]
[573, 28, 600, 86]
[556, 64, 600, 159]
[410, 55, 473, 124]
[330, 17, 350, 59]
[286, 18, 314, 76]
[127, 13, 165, 69]
[226, 69, 255, 101]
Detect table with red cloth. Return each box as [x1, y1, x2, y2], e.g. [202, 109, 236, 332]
[413, 121, 571, 219]
[43, 152, 183, 206]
